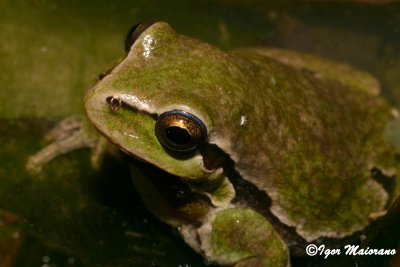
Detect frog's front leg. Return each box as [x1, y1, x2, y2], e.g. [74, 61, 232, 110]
[197, 208, 290, 267]
[26, 116, 106, 173]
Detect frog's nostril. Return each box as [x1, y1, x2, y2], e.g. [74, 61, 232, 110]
[106, 96, 122, 110]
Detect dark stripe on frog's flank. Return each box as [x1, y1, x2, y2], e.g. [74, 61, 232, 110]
[200, 143, 308, 255]
[201, 143, 372, 256]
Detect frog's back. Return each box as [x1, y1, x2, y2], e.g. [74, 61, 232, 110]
[227, 47, 397, 241]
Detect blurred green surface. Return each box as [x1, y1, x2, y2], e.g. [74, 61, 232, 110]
[1, 1, 400, 266]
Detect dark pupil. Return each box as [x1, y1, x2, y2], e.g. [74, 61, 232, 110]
[166, 126, 191, 145]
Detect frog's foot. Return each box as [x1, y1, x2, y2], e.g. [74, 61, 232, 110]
[26, 116, 106, 174]
[197, 208, 290, 267]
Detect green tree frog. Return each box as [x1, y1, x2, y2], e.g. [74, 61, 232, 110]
[29, 22, 400, 267]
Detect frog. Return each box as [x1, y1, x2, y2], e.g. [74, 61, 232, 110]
[27, 22, 400, 267]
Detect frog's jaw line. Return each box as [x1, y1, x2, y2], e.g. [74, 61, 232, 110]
[102, 128, 206, 179]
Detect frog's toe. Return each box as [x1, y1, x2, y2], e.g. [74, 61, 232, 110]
[198, 208, 290, 267]
[26, 156, 43, 174]
[44, 116, 83, 141]
[26, 116, 103, 174]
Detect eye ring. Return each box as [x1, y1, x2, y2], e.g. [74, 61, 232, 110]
[155, 110, 207, 152]
[124, 22, 154, 53]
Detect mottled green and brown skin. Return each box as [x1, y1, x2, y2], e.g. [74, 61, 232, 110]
[83, 22, 399, 266]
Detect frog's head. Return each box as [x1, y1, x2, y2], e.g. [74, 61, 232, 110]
[84, 22, 250, 186]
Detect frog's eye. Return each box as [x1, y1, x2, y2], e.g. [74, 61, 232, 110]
[124, 22, 154, 52]
[155, 110, 207, 152]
